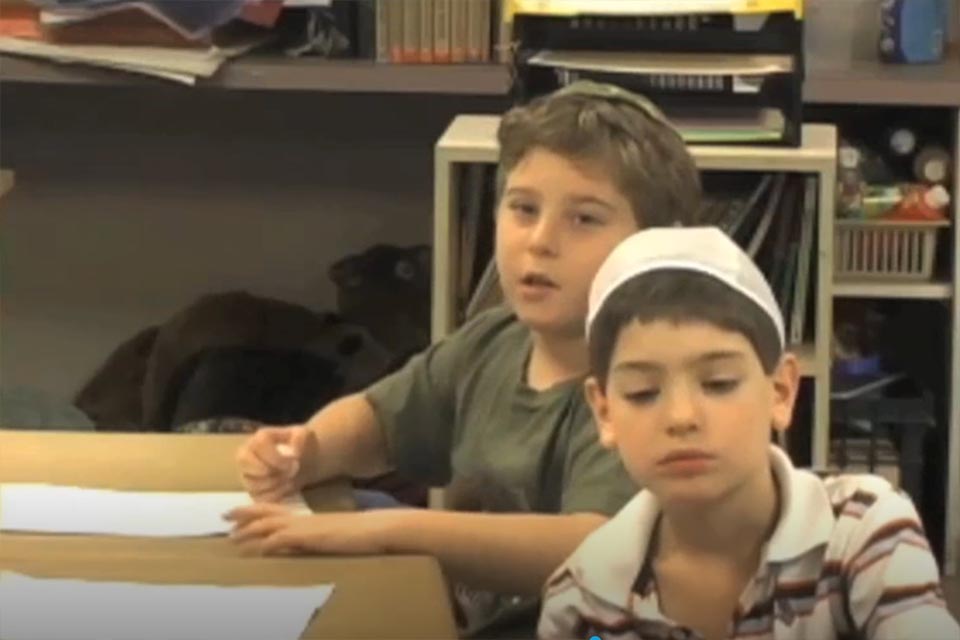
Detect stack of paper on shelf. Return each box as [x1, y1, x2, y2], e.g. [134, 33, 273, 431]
[0, 0, 278, 83]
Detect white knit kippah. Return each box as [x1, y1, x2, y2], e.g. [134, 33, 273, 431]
[586, 226, 785, 347]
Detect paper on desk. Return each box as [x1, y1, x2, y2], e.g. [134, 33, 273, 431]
[0, 484, 310, 537]
[0, 572, 334, 640]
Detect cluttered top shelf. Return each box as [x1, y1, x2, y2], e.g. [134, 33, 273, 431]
[0, 53, 512, 94]
[2, 51, 959, 107]
[0, 0, 956, 105]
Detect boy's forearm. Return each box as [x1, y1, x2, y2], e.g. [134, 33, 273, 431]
[301, 393, 393, 484]
[384, 510, 606, 595]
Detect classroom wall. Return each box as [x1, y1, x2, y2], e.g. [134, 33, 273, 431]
[806, 0, 960, 60]
[0, 85, 506, 405]
[804, 0, 880, 63]
[953, 0, 959, 44]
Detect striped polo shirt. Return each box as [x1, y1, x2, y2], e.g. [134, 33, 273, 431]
[538, 446, 959, 640]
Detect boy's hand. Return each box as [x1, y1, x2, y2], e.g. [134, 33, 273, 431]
[224, 504, 400, 556]
[235, 425, 311, 503]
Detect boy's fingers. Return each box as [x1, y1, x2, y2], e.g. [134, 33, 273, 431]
[287, 427, 309, 458]
[237, 440, 291, 483]
[229, 515, 287, 543]
[237, 428, 303, 496]
[243, 479, 278, 501]
[248, 486, 292, 504]
[244, 476, 295, 502]
[237, 448, 278, 480]
[262, 531, 301, 556]
[250, 429, 291, 470]
[276, 429, 306, 479]
[224, 502, 287, 524]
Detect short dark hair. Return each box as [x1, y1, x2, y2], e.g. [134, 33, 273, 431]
[496, 87, 701, 228]
[588, 270, 782, 387]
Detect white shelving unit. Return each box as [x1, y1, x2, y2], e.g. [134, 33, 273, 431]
[833, 281, 953, 300]
[433, 115, 838, 470]
[947, 109, 960, 578]
[833, 280, 953, 300]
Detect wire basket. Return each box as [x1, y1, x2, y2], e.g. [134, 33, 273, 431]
[834, 219, 949, 281]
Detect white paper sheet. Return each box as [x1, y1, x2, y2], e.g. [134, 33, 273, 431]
[527, 50, 795, 77]
[0, 484, 309, 537]
[0, 572, 334, 640]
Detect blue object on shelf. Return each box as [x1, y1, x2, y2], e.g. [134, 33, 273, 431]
[879, 0, 948, 64]
[834, 354, 884, 378]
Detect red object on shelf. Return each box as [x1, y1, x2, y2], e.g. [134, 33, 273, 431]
[884, 184, 951, 222]
[238, 0, 283, 28]
[0, 2, 42, 39]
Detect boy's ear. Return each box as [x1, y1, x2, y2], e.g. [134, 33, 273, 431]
[770, 353, 800, 435]
[584, 376, 617, 450]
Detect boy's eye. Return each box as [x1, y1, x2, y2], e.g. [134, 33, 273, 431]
[572, 212, 602, 226]
[509, 202, 538, 218]
[623, 389, 660, 405]
[702, 379, 741, 395]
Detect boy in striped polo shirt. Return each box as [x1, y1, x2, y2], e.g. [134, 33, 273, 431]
[538, 227, 958, 640]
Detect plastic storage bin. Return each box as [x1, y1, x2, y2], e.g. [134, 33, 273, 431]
[834, 219, 949, 281]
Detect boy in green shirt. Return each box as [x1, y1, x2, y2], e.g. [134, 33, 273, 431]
[226, 81, 701, 637]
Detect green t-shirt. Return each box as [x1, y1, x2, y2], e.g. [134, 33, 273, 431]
[365, 306, 636, 638]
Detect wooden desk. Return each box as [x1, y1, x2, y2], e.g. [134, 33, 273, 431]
[0, 429, 353, 562]
[0, 533, 238, 559]
[0, 552, 458, 639]
[0, 429, 356, 511]
[0, 430, 457, 639]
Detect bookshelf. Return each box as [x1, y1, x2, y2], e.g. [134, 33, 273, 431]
[804, 53, 960, 108]
[433, 115, 838, 470]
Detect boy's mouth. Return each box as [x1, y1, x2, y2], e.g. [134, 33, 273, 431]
[658, 449, 714, 464]
[519, 272, 558, 289]
[657, 449, 716, 475]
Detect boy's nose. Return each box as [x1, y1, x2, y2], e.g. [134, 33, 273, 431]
[527, 215, 561, 256]
[664, 385, 700, 437]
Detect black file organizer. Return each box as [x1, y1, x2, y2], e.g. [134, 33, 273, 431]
[508, 11, 805, 147]
[830, 375, 937, 507]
